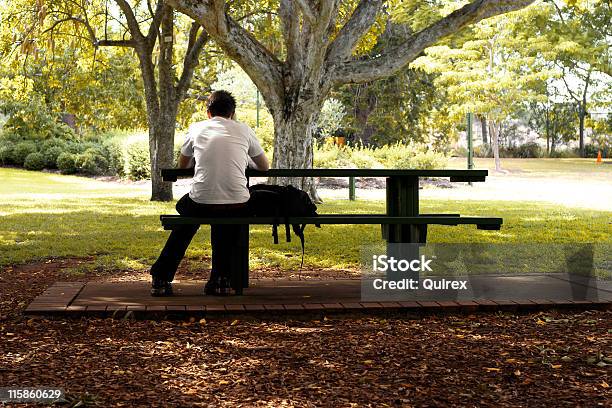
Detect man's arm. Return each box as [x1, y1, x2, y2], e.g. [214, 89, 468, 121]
[249, 153, 269, 171]
[178, 154, 194, 169]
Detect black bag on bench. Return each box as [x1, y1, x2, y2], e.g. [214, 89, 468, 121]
[247, 184, 320, 266]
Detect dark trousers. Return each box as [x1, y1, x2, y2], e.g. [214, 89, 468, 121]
[151, 194, 249, 282]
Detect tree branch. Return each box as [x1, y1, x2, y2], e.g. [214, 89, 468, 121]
[333, 0, 536, 84]
[177, 24, 209, 100]
[113, 0, 146, 42]
[295, 0, 316, 24]
[146, 0, 164, 47]
[42, 16, 97, 46]
[280, 0, 302, 73]
[167, 0, 284, 110]
[96, 39, 136, 47]
[326, 0, 384, 63]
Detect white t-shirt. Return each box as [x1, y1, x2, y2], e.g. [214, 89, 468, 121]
[180, 116, 264, 204]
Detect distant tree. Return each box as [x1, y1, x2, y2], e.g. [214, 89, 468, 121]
[527, 100, 577, 153]
[411, 5, 551, 171]
[3, 0, 211, 201]
[539, 0, 611, 157]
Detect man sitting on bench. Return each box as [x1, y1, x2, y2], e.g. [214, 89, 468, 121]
[150, 90, 269, 296]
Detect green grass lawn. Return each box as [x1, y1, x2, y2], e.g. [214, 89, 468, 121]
[0, 167, 610, 273]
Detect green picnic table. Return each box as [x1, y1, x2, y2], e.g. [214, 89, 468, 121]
[160, 168, 502, 293]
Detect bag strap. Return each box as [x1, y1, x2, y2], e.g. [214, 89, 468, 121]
[292, 223, 307, 269]
[272, 223, 279, 244]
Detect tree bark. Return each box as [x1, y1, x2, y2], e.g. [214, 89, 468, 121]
[353, 89, 378, 145]
[489, 119, 502, 172]
[545, 109, 551, 155]
[478, 114, 488, 144]
[149, 118, 176, 201]
[578, 105, 586, 157]
[270, 106, 322, 203]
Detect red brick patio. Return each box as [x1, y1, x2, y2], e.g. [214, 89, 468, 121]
[25, 274, 612, 318]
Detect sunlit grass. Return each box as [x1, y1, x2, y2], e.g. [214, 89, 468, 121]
[447, 157, 611, 181]
[0, 167, 610, 272]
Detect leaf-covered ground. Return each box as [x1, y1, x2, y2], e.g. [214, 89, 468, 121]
[1, 260, 610, 407]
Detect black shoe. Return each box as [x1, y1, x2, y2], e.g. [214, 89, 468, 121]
[204, 277, 231, 296]
[151, 277, 173, 297]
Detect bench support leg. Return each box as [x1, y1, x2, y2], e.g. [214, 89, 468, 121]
[382, 176, 426, 282]
[230, 225, 249, 295]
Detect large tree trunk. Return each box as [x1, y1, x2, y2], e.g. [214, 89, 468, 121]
[149, 109, 176, 202]
[270, 108, 322, 203]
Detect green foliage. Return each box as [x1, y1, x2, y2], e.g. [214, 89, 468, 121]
[56, 152, 77, 174]
[349, 148, 382, 169]
[584, 144, 609, 158]
[10, 141, 38, 165]
[23, 152, 45, 170]
[0, 140, 14, 164]
[41, 138, 68, 151]
[473, 144, 491, 158]
[76, 148, 110, 176]
[102, 139, 126, 177]
[42, 146, 64, 168]
[125, 139, 151, 180]
[336, 48, 445, 147]
[548, 149, 579, 159]
[507, 142, 543, 159]
[317, 99, 347, 139]
[314, 144, 353, 169]
[314, 142, 447, 170]
[0, 97, 76, 141]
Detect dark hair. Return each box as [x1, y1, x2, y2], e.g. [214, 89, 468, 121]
[206, 90, 236, 118]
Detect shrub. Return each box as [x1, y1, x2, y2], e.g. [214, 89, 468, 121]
[65, 141, 84, 154]
[506, 142, 543, 158]
[583, 144, 609, 158]
[43, 146, 64, 168]
[473, 144, 491, 158]
[76, 148, 110, 175]
[0, 141, 15, 164]
[102, 139, 126, 176]
[56, 152, 78, 174]
[49, 122, 77, 140]
[42, 138, 68, 151]
[549, 149, 578, 158]
[451, 146, 468, 157]
[349, 147, 383, 169]
[392, 150, 447, 170]
[10, 141, 38, 165]
[313, 144, 352, 168]
[125, 140, 151, 180]
[23, 152, 46, 170]
[0, 130, 23, 143]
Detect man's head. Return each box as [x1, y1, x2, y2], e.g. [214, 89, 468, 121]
[206, 90, 236, 119]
